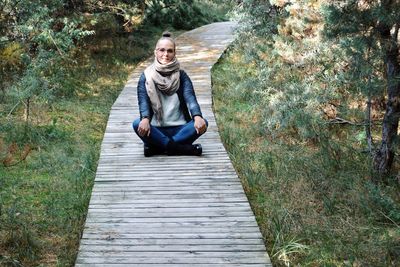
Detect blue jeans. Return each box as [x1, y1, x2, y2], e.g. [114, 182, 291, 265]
[132, 118, 208, 148]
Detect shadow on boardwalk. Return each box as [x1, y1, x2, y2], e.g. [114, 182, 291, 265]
[75, 21, 272, 267]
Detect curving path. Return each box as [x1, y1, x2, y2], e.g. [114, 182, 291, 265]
[75, 21, 272, 266]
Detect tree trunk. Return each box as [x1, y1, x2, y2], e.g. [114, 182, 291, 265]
[373, 26, 400, 175]
[0, 85, 4, 102]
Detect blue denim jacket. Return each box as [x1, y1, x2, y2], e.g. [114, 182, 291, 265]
[137, 70, 203, 122]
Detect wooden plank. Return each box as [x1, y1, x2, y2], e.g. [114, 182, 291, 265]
[88, 197, 250, 203]
[88, 198, 251, 204]
[76, 264, 271, 267]
[97, 158, 231, 164]
[81, 232, 264, 240]
[84, 221, 257, 227]
[80, 238, 265, 246]
[94, 173, 238, 178]
[94, 170, 238, 175]
[88, 202, 249, 209]
[86, 206, 253, 213]
[92, 180, 242, 186]
[76, 253, 269, 264]
[84, 216, 258, 224]
[86, 212, 255, 219]
[82, 227, 261, 234]
[78, 244, 267, 252]
[89, 189, 245, 195]
[87, 193, 248, 201]
[87, 199, 250, 206]
[87, 206, 252, 211]
[91, 185, 244, 191]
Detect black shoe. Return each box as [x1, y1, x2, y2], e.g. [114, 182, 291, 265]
[144, 144, 152, 157]
[166, 141, 202, 156]
[144, 144, 164, 157]
[192, 144, 202, 156]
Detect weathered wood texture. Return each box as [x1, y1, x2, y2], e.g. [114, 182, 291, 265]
[75, 21, 272, 266]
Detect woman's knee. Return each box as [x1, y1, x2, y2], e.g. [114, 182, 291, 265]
[132, 118, 141, 132]
[193, 118, 208, 126]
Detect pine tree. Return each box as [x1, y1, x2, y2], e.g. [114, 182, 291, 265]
[324, 0, 400, 176]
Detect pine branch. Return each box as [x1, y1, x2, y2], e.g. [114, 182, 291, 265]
[7, 100, 22, 117]
[48, 30, 66, 58]
[327, 117, 367, 126]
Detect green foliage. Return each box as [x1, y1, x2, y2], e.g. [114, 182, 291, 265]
[1, 197, 42, 263]
[145, 0, 231, 29]
[232, 0, 280, 36]
[323, 1, 388, 98]
[1, 0, 95, 124]
[364, 182, 400, 224]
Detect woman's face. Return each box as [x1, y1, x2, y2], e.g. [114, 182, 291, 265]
[155, 39, 175, 65]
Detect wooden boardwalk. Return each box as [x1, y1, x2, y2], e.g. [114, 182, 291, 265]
[75, 21, 272, 266]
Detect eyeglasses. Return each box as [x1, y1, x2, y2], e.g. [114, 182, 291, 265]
[157, 48, 175, 54]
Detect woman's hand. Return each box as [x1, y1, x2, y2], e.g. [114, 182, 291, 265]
[194, 116, 207, 135]
[138, 118, 151, 137]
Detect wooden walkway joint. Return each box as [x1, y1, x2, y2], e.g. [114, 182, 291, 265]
[75, 21, 272, 266]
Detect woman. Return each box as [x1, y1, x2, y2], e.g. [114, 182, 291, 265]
[132, 32, 208, 157]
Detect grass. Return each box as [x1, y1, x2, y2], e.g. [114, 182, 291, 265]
[211, 44, 400, 266]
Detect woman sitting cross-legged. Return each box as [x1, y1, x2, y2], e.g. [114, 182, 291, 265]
[132, 31, 208, 157]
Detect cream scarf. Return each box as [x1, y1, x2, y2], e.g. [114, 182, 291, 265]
[144, 57, 180, 122]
